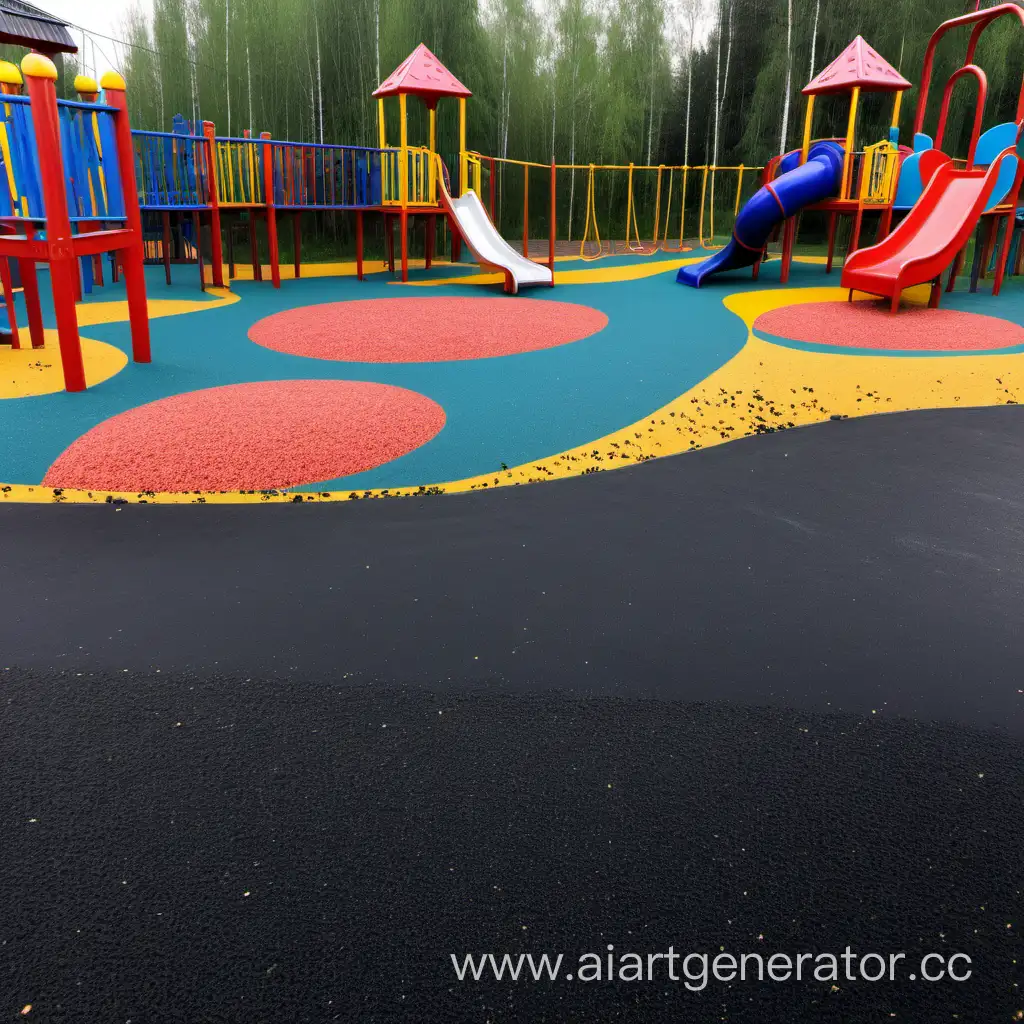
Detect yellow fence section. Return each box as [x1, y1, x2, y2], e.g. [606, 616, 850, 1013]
[571, 163, 763, 258]
[381, 146, 437, 207]
[859, 141, 900, 206]
[214, 138, 265, 206]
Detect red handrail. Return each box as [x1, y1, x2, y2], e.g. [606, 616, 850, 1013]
[914, 4, 1024, 138]
[934, 65, 987, 168]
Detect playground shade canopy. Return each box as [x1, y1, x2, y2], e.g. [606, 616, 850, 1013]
[802, 36, 911, 95]
[372, 43, 472, 105]
[0, 0, 77, 53]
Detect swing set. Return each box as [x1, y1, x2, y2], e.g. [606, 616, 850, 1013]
[577, 161, 764, 258]
[459, 154, 762, 261]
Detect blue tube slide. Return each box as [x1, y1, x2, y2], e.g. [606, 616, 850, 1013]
[677, 141, 845, 287]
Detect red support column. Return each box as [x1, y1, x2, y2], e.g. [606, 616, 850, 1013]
[993, 212, 1015, 296]
[260, 132, 280, 288]
[292, 215, 301, 278]
[0, 257, 22, 349]
[425, 214, 435, 270]
[400, 209, 409, 282]
[161, 211, 172, 284]
[23, 55, 86, 391]
[17, 236, 44, 348]
[356, 210, 364, 280]
[522, 164, 529, 259]
[451, 220, 462, 263]
[193, 212, 206, 292]
[202, 121, 225, 287]
[489, 158, 496, 222]
[249, 211, 261, 281]
[780, 216, 795, 284]
[101, 71, 150, 365]
[548, 161, 556, 286]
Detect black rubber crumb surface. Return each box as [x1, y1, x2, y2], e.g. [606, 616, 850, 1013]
[2, 405, 1024, 1021]
[1, 677, 1021, 1023]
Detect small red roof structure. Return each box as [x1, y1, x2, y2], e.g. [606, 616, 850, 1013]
[373, 44, 472, 106]
[803, 36, 911, 95]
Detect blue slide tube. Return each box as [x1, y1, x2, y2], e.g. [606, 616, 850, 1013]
[677, 141, 845, 287]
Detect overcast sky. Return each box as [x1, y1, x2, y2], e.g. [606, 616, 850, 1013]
[36, 0, 152, 74]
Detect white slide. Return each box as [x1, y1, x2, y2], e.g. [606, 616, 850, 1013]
[438, 173, 553, 293]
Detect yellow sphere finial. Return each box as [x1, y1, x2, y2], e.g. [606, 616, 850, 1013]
[100, 70, 126, 91]
[74, 74, 98, 94]
[0, 61, 23, 86]
[21, 53, 58, 81]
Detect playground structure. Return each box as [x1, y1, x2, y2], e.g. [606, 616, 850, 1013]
[679, 35, 913, 289]
[0, 55, 150, 391]
[680, 5, 1024, 312]
[4, 7, 1024, 398]
[843, 3, 1024, 309]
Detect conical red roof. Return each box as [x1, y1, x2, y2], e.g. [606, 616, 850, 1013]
[373, 44, 472, 103]
[803, 36, 911, 95]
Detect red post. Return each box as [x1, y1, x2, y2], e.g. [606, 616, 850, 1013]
[202, 121, 225, 287]
[0, 257, 21, 349]
[101, 71, 150, 364]
[400, 209, 409, 282]
[292, 215, 301, 278]
[780, 216, 795, 284]
[23, 55, 86, 390]
[192, 211, 205, 292]
[489, 158, 496, 222]
[825, 213, 837, 273]
[522, 164, 529, 259]
[425, 214, 435, 270]
[356, 210, 364, 280]
[549, 161, 556, 286]
[260, 132, 280, 288]
[161, 211, 172, 284]
[16, 230, 44, 348]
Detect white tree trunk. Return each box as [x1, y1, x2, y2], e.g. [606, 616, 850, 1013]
[646, 37, 655, 166]
[315, 9, 324, 143]
[779, 0, 793, 156]
[684, 57, 692, 165]
[225, 0, 230, 136]
[551, 71, 556, 164]
[711, 1, 722, 211]
[375, 0, 380, 84]
[246, 43, 252, 132]
[720, 1, 733, 117]
[809, 0, 820, 80]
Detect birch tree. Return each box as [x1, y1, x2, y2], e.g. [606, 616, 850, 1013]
[778, 0, 793, 155]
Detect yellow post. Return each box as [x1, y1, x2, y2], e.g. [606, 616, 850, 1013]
[399, 92, 408, 207]
[698, 165, 709, 247]
[377, 98, 386, 148]
[459, 97, 467, 196]
[734, 165, 745, 217]
[652, 165, 663, 245]
[625, 163, 634, 244]
[841, 87, 860, 200]
[890, 91, 903, 131]
[428, 107, 437, 201]
[800, 95, 815, 164]
[678, 167, 688, 247]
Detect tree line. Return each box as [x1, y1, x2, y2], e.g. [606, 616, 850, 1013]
[109, 0, 1024, 244]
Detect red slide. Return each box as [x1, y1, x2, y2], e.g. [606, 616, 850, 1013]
[841, 149, 1017, 311]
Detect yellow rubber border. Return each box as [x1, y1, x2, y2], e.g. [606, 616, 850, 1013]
[2, 266, 1022, 504]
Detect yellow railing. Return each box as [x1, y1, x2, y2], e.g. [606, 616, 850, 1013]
[572, 162, 763, 257]
[466, 152, 483, 194]
[859, 141, 900, 205]
[214, 137, 265, 206]
[381, 145, 437, 207]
